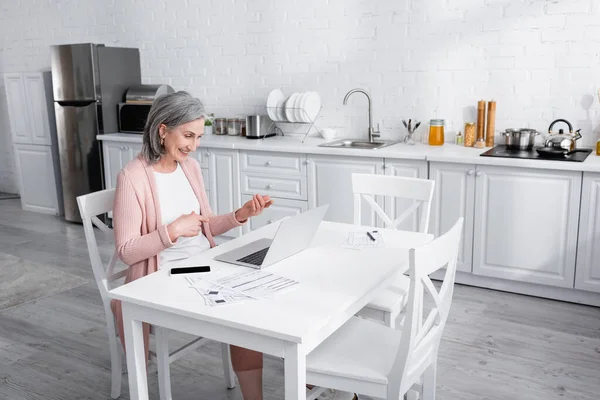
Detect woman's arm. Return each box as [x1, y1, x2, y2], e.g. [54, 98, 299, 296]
[113, 171, 174, 265]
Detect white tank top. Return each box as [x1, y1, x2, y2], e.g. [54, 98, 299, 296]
[153, 163, 211, 268]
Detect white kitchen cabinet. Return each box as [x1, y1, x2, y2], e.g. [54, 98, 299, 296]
[383, 158, 429, 232]
[23, 73, 52, 145]
[13, 143, 58, 214]
[102, 141, 142, 190]
[4, 73, 31, 144]
[208, 149, 242, 239]
[307, 155, 384, 225]
[241, 195, 308, 234]
[473, 165, 581, 288]
[3, 72, 52, 145]
[575, 173, 600, 293]
[428, 162, 475, 272]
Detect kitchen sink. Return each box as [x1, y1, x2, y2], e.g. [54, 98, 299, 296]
[318, 139, 400, 150]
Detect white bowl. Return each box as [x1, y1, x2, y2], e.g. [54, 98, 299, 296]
[321, 128, 338, 141]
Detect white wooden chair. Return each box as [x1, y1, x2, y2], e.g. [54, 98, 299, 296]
[306, 218, 463, 400]
[77, 189, 235, 399]
[352, 173, 435, 328]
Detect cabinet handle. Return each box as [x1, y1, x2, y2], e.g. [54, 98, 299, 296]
[476, 171, 482, 177]
[304, 160, 310, 165]
[266, 184, 274, 189]
[124, 146, 130, 151]
[382, 164, 386, 170]
[267, 219, 275, 224]
[467, 170, 474, 176]
[206, 152, 211, 156]
[266, 160, 272, 166]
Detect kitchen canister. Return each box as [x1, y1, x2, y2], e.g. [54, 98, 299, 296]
[214, 118, 227, 135]
[428, 119, 445, 146]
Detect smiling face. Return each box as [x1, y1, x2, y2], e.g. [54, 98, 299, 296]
[159, 118, 204, 163]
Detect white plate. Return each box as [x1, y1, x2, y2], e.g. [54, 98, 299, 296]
[302, 92, 321, 122]
[285, 93, 299, 122]
[276, 100, 286, 122]
[294, 92, 308, 123]
[267, 89, 284, 121]
[297, 92, 312, 122]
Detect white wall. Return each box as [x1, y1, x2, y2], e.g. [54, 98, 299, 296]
[2, 0, 600, 191]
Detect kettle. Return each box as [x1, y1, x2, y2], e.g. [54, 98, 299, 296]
[545, 119, 581, 151]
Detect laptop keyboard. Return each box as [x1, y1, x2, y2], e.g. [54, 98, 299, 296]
[237, 247, 270, 266]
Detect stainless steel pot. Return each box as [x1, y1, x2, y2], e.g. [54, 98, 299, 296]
[502, 128, 538, 150]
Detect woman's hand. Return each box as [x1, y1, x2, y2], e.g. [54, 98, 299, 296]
[235, 194, 273, 222]
[167, 211, 209, 242]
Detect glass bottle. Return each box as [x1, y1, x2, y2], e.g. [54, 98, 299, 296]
[596, 138, 600, 155]
[428, 119, 445, 146]
[455, 131, 464, 145]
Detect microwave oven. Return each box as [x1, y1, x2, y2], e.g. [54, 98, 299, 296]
[118, 103, 152, 134]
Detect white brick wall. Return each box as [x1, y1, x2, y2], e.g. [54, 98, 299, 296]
[2, 0, 600, 191]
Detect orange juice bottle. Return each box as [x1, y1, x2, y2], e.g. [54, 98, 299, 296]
[428, 119, 445, 146]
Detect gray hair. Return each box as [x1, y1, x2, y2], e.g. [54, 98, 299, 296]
[142, 91, 206, 163]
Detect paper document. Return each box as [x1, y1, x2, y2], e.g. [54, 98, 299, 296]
[341, 231, 386, 250]
[187, 270, 298, 306]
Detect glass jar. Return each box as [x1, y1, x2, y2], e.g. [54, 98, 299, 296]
[464, 123, 476, 147]
[214, 118, 227, 135]
[428, 119, 445, 146]
[596, 138, 600, 155]
[227, 118, 240, 136]
[240, 118, 247, 137]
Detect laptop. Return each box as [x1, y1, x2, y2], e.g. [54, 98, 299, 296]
[213, 205, 329, 269]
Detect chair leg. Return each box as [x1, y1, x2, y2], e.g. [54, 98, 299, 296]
[421, 362, 437, 400]
[155, 327, 172, 400]
[221, 343, 236, 389]
[109, 336, 122, 399]
[106, 317, 122, 399]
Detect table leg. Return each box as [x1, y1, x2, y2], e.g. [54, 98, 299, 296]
[284, 343, 306, 400]
[122, 303, 149, 400]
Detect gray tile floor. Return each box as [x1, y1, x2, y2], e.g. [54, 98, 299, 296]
[1, 198, 599, 400]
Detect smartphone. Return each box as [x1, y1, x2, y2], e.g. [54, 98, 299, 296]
[169, 266, 211, 275]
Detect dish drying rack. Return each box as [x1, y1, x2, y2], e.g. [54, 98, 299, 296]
[265, 105, 322, 143]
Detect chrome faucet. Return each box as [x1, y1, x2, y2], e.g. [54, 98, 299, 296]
[343, 88, 380, 143]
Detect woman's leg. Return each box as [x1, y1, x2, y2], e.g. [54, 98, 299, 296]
[230, 345, 264, 400]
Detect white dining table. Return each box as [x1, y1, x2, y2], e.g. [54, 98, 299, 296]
[108, 220, 433, 400]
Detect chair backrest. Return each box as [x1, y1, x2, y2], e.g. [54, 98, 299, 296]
[351, 173, 435, 233]
[387, 217, 464, 397]
[77, 189, 124, 306]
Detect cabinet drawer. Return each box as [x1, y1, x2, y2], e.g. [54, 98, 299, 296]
[241, 172, 307, 201]
[242, 196, 308, 234]
[241, 151, 306, 175]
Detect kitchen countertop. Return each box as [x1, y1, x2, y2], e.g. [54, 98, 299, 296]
[97, 133, 600, 173]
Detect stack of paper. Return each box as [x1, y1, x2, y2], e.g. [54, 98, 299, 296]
[187, 270, 298, 306]
[341, 231, 386, 250]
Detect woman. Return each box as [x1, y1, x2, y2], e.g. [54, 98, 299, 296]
[111, 91, 270, 400]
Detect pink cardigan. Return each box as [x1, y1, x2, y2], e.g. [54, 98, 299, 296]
[111, 154, 244, 356]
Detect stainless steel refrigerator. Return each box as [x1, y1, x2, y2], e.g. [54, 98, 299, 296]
[50, 43, 141, 222]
